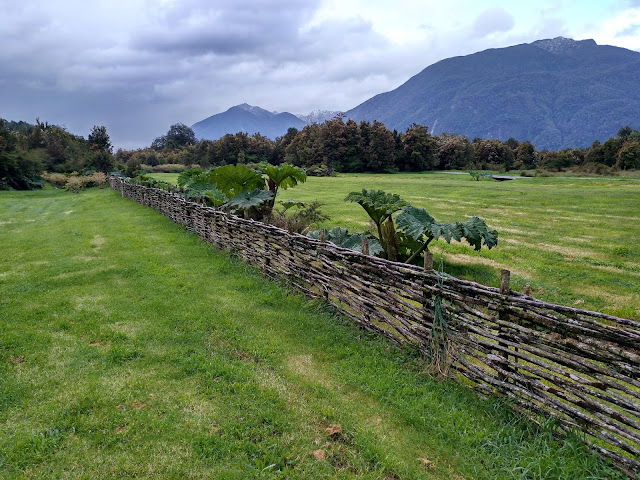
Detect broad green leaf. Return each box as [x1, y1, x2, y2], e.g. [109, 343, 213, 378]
[397, 207, 497, 251]
[203, 188, 227, 206]
[177, 168, 204, 188]
[226, 189, 273, 211]
[263, 164, 307, 190]
[344, 189, 409, 227]
[206, 164, 265, 198]
[396, 206, 435, 241]
[280, 199, 305, 211]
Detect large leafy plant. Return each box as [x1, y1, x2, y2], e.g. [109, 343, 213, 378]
[344, 189, 409, 260]
[226, 189, 274, 217]
[177, 169, 226, 205]
[205, 164, 265, 199]
[262, 164, 306, 196]
[396, 206, 498, 264]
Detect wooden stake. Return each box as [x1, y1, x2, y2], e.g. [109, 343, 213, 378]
[424, 251, 434, 270]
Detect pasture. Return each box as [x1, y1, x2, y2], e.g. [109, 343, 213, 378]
[153, 171, 640, 319]
[0, 186, 623, 479]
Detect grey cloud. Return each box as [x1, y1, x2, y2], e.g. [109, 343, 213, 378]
[471, 7, 515, 38]
[133, 0, 319, 56]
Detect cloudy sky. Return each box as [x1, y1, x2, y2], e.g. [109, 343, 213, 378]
[1, 0, 640, 149]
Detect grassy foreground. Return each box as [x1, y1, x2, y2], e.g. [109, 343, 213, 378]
[153, 171, 640, 320]
[0, 186, 624, 479]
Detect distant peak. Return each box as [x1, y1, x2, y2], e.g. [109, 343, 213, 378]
[236, 103, 256, 111]
[531, 37, 597, 54]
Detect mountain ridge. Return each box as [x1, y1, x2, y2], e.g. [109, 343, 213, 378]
[192, 37, 640, 150]
[344, 37, 640, 149]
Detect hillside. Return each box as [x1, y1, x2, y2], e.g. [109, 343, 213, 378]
[345, 37, 640, 150]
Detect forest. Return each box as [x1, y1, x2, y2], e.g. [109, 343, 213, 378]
[2, 115, 640, 190]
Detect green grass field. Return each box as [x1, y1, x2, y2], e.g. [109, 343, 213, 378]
[0, 186, 624, 479]
[152, 171, 640, 319]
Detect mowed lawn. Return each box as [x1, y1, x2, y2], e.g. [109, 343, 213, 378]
[153, 171, 640, 320]
[0, 186, 624, 479]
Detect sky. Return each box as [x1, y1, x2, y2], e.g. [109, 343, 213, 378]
[1, 0, 640, 149]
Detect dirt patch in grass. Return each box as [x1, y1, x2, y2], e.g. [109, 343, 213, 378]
[537, 243, 597, 258]
[286, 354, 332, 388]
[91, 234, 106, 249]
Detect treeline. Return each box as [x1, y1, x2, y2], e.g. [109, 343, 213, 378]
[0, 118, 114, 189]
[3, 115, 640, 190]
[121, 118, 640, 175]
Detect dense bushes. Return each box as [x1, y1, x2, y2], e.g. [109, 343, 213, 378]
[121, 120, 640, 176]
[42, 172, 108, 192]
[0, 118, 115, 190]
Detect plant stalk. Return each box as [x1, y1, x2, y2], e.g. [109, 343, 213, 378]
[405, 236, 433, 265]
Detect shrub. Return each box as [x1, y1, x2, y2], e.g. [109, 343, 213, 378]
[305, 164, 336, 177]
[153, 163, 188, 173]
[64, 173, 107, 192]
[42, 172, 68, 188]
[268, 201, 329, 234]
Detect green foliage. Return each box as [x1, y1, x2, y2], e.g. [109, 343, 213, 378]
[152, 123, 196, 150]
[206, 164, 265, 199]
[344, 189, 409, 229]
[345, 189, 409, 259]
[469, 171, 492, 181]
[268, 201, 329, 234]
[308, 227, 383, 255]
[397, 206, 498, 263]
[262, 163, 306, 192]
[226, 189, 273, 212]
[177, 168, 241, 206]
[279, 199, 305, 211]
[87, 125, 112, 154]
[0, 134, 44, 190]
[261, 163, 307, 214]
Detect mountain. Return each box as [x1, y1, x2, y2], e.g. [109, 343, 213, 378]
[192, 104, 306, 140]
[345, 37, 640, 150]
[295, 110, 343, 124]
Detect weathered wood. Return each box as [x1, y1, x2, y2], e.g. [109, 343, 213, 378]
[110, 177, 640, 477]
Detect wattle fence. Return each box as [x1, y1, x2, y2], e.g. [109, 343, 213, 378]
[110, 176, 640, 477]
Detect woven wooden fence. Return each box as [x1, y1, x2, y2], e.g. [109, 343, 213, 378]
[110, 177, 640, 477]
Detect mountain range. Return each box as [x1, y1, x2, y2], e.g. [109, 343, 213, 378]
[191, 37, 640, 150]
[191, 104, 341, 141]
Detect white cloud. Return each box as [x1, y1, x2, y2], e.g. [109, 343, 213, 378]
[587, 7, 640, 49]
[471, 7, 515, 38]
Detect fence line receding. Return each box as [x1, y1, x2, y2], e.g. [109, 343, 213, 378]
[110, 177, 640, 477]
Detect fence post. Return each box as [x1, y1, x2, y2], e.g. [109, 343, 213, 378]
[497, 269, 511, 383]
[361, 237, 369, 255]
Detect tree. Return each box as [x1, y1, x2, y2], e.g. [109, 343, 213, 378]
[618, 126, 633, 139]
[88, 125, 112, 153]
[401, 124, 437, 172]
[87, 125, 114, 172]
[616, 140, 640, 170]
[514, 141, 538, 169]
[152, 123, 196, 150]
[367, 121, 396, 173]
[437, 134, 474, 170]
